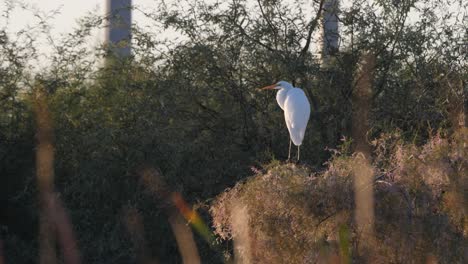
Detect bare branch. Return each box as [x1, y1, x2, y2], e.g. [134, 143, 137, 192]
[257, 0, 278, 48]
[299, 0, 326, 58]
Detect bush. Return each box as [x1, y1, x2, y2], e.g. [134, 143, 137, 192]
[211, 129, 467, 263]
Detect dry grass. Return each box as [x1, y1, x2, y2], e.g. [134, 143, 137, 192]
[211, 129, 467, 263]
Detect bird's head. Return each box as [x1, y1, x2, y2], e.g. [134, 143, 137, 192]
[259, 80, 293, 91]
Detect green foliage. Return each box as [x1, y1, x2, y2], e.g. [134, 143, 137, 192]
[0, 0, 466, 262]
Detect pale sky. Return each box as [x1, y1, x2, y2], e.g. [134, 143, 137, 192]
[0, 0, 162, 68]
[1, 0, 465, 68]
[2, 1, 155, 50]
[5, 0, 106, 33]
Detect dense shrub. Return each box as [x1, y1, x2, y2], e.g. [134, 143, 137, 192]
[211, 129, 467, 263]
[1, 0, 466, 262]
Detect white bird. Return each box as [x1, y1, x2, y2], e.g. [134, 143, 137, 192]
[260, 81, 311, 161]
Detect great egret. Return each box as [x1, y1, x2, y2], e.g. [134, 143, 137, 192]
[260, 81, 311, 161]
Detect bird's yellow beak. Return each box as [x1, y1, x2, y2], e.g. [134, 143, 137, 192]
[258, 84, 277, 90]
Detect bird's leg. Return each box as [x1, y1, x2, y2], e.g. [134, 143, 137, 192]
[297, 145, 300, 162]
[288, 140, 292, 161]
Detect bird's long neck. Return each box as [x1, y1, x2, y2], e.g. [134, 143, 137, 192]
[276, 88, 291, 110]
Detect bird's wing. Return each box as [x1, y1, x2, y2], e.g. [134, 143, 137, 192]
[284, 88, 311, 146]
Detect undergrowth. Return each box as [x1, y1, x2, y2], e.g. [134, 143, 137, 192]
[211, 129, 467, 263]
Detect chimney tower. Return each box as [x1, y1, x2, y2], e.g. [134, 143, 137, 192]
[106, 0, 132, 58]
[321, 0, 339, 64]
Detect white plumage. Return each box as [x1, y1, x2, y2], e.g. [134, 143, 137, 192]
[261, 81, 311, 160]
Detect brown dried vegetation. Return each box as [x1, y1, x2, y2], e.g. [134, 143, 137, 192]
[211, 129, 467, 263]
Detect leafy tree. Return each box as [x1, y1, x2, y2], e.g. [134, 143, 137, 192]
[0, 0, 466, 263]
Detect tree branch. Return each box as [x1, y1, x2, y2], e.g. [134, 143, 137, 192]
[257, 0, 278, 48]
[232, 18, 277, 53]
[299, 0, 326, 58]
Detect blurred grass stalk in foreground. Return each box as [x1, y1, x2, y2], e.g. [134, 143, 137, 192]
[34, 83, 81, 264]
[34, 82, 58, 264]
[124, 207, 158, 264]
[230, 203, 251, 264]
[139, 166, 204, 264]
[352, 52, 376, 251]
[0, 240, 4, 264]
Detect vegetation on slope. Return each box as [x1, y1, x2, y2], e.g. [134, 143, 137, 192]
[211, 130, 467, 263]
[0, 0, 466, 262]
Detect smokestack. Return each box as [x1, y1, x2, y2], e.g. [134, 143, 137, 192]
[321, 0, 339, 64]
[105, 0, 132, 58]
